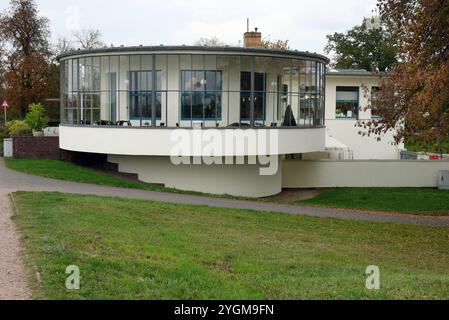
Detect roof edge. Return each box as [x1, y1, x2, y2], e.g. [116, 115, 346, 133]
[56, 45, 330, 64]
[327, 69, 387, 77]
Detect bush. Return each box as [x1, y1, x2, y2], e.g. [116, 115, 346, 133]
[0, 125, 7, 141]
[25, 103, 49, 132]
[6, 120, 31, 137]
[0, 125, 5, 157]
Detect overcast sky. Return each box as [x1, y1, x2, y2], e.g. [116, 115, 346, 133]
[1, 0, 378, 54]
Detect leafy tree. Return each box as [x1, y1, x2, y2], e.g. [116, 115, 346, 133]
[361, 0, 449, 154]
[24, 102, 49, 131]
[325, 17, 397, 71]
[263, 37, 290, 50]
[0, 0, 52, 118]
[0, 38, 5, 111]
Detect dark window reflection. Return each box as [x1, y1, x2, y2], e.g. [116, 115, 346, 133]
[129, 70, 161, 120]
[240, 72, 266, 121]
[181, 70, 222, 121]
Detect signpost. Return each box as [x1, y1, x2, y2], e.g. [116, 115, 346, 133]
[2, 100, 8, 126]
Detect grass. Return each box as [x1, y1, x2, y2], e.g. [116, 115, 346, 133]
[406, 140, 449, 154]
[12, 192, 449, 300]
[4, 158, 166, 191]
[4, 157, 213, 196]
[5, 158, 449, 216]
[298, 188, 449, 216]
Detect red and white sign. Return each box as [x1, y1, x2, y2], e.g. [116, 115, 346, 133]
[1, 100, 9, 108]
[429, 155, 441, 160]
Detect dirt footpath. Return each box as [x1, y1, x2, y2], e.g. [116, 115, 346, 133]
[0, 189, 32, 300]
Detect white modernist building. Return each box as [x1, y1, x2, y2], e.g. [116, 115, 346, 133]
[324, 69, 404, 160]
[57, 33, 406, 198]
[58, 45, 328, 197]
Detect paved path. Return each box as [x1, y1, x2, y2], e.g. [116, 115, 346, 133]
[1, 158, 449, 227]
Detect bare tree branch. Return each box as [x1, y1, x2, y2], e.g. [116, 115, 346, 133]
[73, 29, 105, 50]
[194, 36, 227, 47]
[55, 37, 75, 55]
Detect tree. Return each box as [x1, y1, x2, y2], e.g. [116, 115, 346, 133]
[55, 37, 75, 56]
[73, 29, 106, 50]
[194, 36, 227, 47]
[24, 102, 49, 132]
[361, 0, 449, 154]
[325, 17, 397, 72]
[0, 0, 52, 118]
[263, 37, 290, 50]
[0, 38, 6, 104]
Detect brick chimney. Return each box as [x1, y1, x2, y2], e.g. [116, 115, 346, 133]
[244, 28, 263, 48]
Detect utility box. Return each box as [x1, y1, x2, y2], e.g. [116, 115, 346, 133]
[3, 138, 13, 157]
[438, 171, 449, 190]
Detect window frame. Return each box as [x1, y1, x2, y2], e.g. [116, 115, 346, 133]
[129, 70, 162, 121]
[180, 69, 223, 121]
[240, 71, 267, 121]
[335, 86, 360, 119]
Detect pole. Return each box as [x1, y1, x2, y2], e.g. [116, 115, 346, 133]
[3, 106, 6, 126]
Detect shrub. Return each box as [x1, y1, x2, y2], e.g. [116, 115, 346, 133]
[25, 103, 49, 132]
[0, 125, 7, 140]
[6, 120, 31, 137]
[0, 125, 6, 156]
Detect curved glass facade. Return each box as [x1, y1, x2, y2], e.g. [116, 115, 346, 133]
[60, 49, 327, 128]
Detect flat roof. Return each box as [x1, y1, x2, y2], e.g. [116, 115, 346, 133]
[57, 45, 330, 64]
[327, 69, 382, 77]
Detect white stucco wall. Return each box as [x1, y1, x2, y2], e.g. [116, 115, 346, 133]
[108, 155, 283, 198]
[325, 120, 402, 160]
[283, 160, 449, 188]
[325, 74, 404, 160]
[59, 126, 326, 157]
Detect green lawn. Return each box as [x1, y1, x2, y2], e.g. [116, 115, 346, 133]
[4, 158, 186, 193]
[6, 158, 449, 216]
[406, 140, 449, 154]
[13, 192, 449, 300]
[298, 188, 449, 216]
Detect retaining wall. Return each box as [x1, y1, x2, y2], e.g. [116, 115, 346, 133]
[282, 160, 449, 188]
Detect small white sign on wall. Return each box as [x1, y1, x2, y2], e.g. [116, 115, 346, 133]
[3, 138, 13, 157]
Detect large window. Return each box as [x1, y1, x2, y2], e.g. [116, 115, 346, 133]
[129, 71, 161, 122]
[181, 70, 222, 121]
[60, 52, 327, 128]
[240, 72, 266, 121]
[336, 86, 359, 119]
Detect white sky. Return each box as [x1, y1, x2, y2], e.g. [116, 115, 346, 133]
[1, 0, 379, 54]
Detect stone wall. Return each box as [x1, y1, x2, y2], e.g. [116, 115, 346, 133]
[12, 136, 61, 160]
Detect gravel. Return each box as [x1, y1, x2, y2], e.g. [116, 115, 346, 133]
[0, 188, 32, 300]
